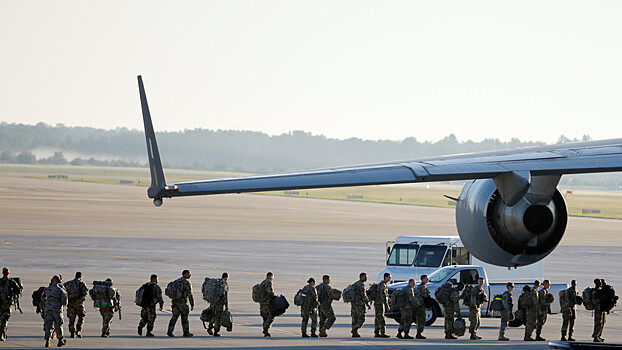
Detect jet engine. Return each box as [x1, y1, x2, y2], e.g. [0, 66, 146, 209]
[456, 178, 567, 267]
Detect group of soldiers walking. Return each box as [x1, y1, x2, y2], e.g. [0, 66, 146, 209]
[0, 266, 617, 345]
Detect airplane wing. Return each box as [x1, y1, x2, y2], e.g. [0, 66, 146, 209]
[138, 76, 622, 205]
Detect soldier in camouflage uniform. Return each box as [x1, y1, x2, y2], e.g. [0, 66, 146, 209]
[397, 279, 415, 339]
[414, 274, 430, 339]
[560, 280, 577, 341]
[350, 272, 369, 338]
[98, 278, 121, 338]
[300, 278, 318, 338]
[374, 273, 391, 338]
[535, 279, 551, 341]
[0, 267, 21, 342]
[64, 272, 88, 338]
[43, 275, 67, 348]
[498, 282, 514, 341]
[210, 272, 229, 337]
[138, 274, 164, 337]
[442, 282, 463, 339]
[524, 280, 540, 341]
[592, 278, 605, 342]
[259, 272, 276, 337]
[167, 270, 194, 337]
[315, 275, 336, 337]
[468, 276, 488, 340]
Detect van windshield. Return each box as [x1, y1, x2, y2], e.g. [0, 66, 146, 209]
[415, 245, 448, 267]
[429, 267, 456, 283]
[387, 244, 419, 266]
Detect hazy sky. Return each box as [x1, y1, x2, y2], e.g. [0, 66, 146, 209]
[1, 1, 621, 143]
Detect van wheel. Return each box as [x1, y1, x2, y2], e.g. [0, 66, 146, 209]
[425, 303, 440, 326]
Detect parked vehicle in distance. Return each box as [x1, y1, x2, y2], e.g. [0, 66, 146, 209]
[378, 236, 543, 284]
[386, 265, 567, 326]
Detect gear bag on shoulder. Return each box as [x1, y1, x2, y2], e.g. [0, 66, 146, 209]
[582, 287, 594, 311]
[294, 288, 306, 307]
[391, 289, 404, 308]
[489, 294, 504, 311]
[434, 282, 452, 305]
[90, 280, 115, 308]
[202, 277, 225, 303]
[461, 285, 473, 306]
[518, 291, 532, 310]
[165, 278, 186, 300]
[366, 283, 378, 302]
[342, 284, 356, 303]
[64, 280, 80, 300]
[252, 283, 264, 303]
[135, 283, 154, 307]
[32, 286, 45, 307]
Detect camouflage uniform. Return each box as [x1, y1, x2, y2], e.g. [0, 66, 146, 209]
[0, 277, 20, 340]
[374, 281, 389, 336]
[536, 287, 550, 338]
[259, 278, 276, 334]
[64, 278, 88, 336]
[524, 287, 538, 339]
[167, 277, 194, 335]
[139, 282, 164, 334]
[315, 283, 336, 334]
[414, 283, 430, 335]
[209, 279, 228, 334]
[468, 285, 487, 336]
[350, 280, 368, 335]
[560, 287, 577, 339]
[592, 287, 605, 340]
[300, 284, 318, 335]
[43, 284, 67, 342]
[499, 290, 513, 337]
[442, 287, 460, 336]
[99, 287, 120, 336]
[397, 285, 415, 336]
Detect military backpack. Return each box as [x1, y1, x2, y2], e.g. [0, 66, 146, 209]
[31, 286, 46, 307]
[391, 288, 404, 308]
[64, 280, 82, 300]
[460, 285, 473, 306]
[489, 294, 504, 311]
[220, 309, 233, 332]
[366, 283, 378, 302]
[599, 284, 618, 312]
[293, 288, 306, 307]
[202, 277, 226, 303]
[200, 306, 213, 329]
[518, 289, 533, 310]
[582, 287, 594, 311]
[434, 282, 453, 305]
[0, 277, 22, 300]
[252, 283, 264, 303]
[453, 316, 466, 337]
[342, 284, 356, 303]
[89, 280, 116, 308]
[165, 278, 186, 300]
[135, 283, 155, 307]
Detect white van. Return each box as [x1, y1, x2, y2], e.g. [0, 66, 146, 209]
[377, 236, 543, 284]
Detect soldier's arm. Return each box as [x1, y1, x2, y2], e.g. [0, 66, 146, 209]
[187, 281, 194, 308]
[156, 285, 164, 308]
[61, 289, 68, 306]
[358, 283, 369, 303]
[80, 281, 88, 297]
[267, 280, 276, 298]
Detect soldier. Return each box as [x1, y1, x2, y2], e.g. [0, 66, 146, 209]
[98, 278, 120, 338]
[300, 278, 318, 338]
[414, 274, 430, 339]
[560, 280, 577, 342]
[524, 279, 540, 341]
[138, 274, 164, 337]
[396, 278, 415, 339]
[209, 272, 229, 337]
[592, 278, 605, 342]
[374, 273, 391, 338]
[43, 275, 67, 348]
[498, 282, 514, 341]
[0, 267, 21, 342]
[350, 272, 369, 338]
[468, 276, 488, 340]
[167, 270, 194, 337]
[442, 282, 463, 339]
[64, 271, 88, 338]
[536, 279, 551, 341]
[259, 272, 276, 337]
[315, 275, 336, 338]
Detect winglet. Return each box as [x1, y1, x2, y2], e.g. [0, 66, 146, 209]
[138, 75, 167, 205]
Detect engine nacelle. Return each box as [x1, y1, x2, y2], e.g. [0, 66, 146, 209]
[456, 179, 567, 267]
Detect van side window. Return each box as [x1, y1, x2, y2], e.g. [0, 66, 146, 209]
[451, 247, 470, 265]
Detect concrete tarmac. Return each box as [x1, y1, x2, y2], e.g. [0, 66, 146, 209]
[0, 172, 620, 349]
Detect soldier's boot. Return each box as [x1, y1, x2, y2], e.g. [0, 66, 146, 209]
[207, 324, 213, 335]
[379, 333, 390, 338]
[561, 335, 567, 341]
[446, 333, 458, 340]
[403, 333, 414, 339]
[536, 334, 546, 341]
[498, 334, 509, 341]
[76, 331, 82, 339]
[213, 332, 221, 337]
[374, 332, 381, 338]
[138, 325, 143, 336]
[146, 331, 155, 337]
[568, 334, 576, 342]
[167, 331, 174, 337]
[319, 329, 328, 338]
[69, 331, 74, 339]
[311, 331, 318, 338]
[302, 332, 310, 338]
[182, 332, 194, 337]
[45, 339, 50, 348]
[470, 333, 478, 340]
[396, 331, 403, 339]
[57, 337, 66, 347]
[524, 336, 535, 341]
[416, 332, 426, 339]
[263, 330, 271, 337]
[352, 332, 361, 338]
[101, 332, 108, 338]
[0, 331, 5, 342]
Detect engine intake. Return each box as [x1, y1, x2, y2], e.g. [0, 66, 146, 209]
[456, 179, 567, 267]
